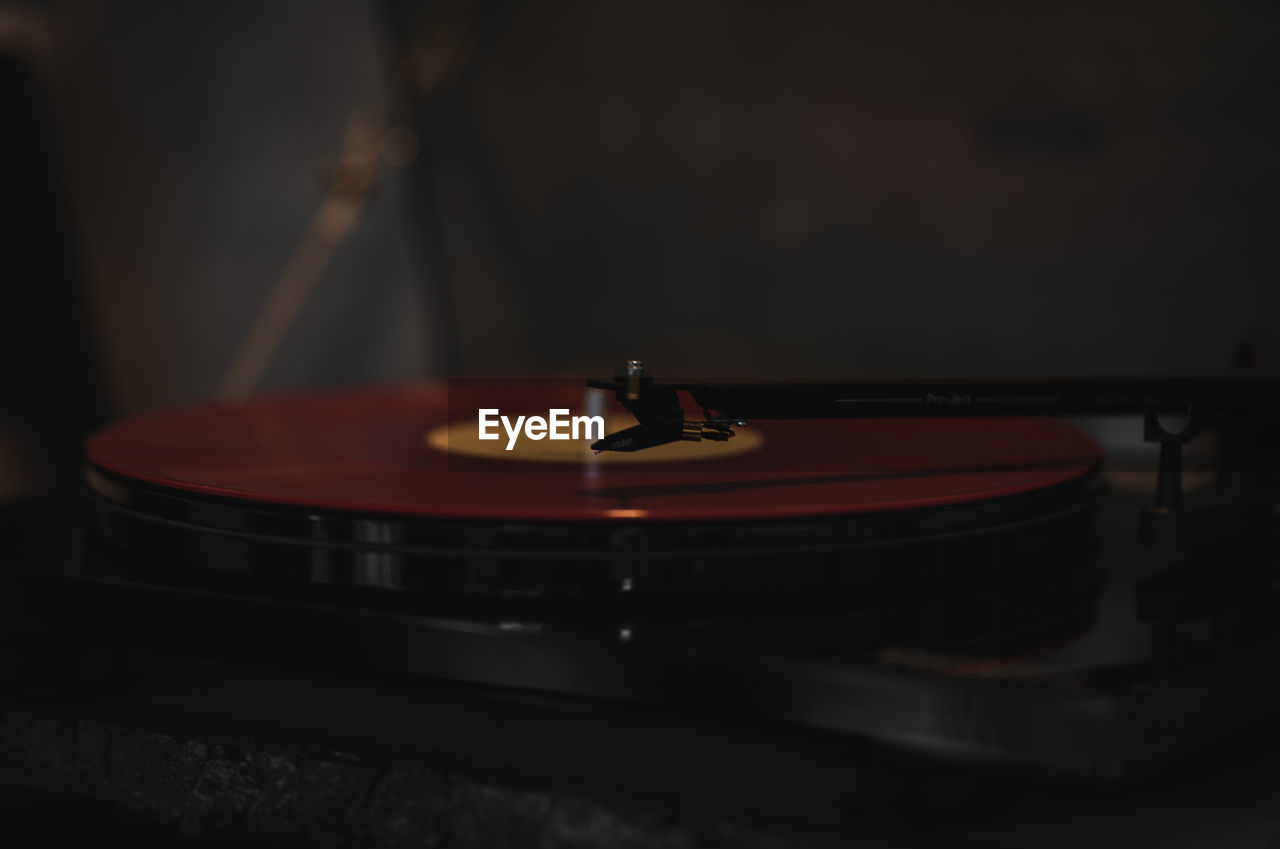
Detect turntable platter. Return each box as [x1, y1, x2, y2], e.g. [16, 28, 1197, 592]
[82, 382, 1103, 602]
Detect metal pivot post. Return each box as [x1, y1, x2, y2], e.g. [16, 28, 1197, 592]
[1144, 404, 1199, 513]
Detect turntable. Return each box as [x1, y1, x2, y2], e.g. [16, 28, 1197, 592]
[3, 358, 1279, 844]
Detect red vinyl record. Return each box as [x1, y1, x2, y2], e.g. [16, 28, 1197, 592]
[86, 381, 1101, 522]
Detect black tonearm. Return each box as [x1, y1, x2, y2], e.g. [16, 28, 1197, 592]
[588, 358, 1279, 541]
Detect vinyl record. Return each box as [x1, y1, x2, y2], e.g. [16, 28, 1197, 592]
[85, 381, 1103, 604]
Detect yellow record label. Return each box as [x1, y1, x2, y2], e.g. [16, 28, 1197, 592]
[425, 412, 764, 464]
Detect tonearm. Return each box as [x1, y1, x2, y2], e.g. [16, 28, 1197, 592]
[589, 357, 1278, 536]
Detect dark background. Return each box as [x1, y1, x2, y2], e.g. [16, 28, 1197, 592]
[1, 0, 1278, 492]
